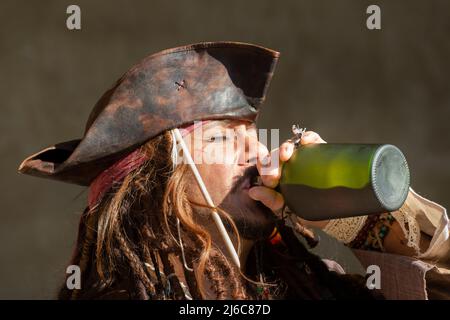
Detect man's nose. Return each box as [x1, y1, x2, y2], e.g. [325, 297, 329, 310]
[238, 134, 268, 166]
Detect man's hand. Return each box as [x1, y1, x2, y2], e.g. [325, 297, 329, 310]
[248, 131, 326, 214]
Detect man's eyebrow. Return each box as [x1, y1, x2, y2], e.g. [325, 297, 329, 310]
[200, 120, 255, 131]
[199, 120, 224, 130]
[223, 120, 255, 129]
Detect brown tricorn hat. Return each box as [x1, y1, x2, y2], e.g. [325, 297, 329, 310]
[18, 42, 280, 186]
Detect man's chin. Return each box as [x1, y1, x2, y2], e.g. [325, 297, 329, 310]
[247, 201, 277, 239]
[218, 189, 278, 240]
[228, 201, 277, 240]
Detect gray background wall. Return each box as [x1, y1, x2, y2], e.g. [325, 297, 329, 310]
[1, 0, 449, 299]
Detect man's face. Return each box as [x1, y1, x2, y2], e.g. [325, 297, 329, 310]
[182, 120, 276, 240]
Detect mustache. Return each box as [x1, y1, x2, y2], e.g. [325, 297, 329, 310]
[230, 165, 259, 194]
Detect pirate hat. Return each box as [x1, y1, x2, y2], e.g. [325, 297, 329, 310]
[18, 42, 280, 186]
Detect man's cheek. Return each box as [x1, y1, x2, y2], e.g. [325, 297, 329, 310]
[201, 141, 237, 165]
[204, 170, 232, 199]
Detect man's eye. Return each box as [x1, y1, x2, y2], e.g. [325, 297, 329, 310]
[207, 135, 228, 142]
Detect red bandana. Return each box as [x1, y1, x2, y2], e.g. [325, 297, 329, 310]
[87, 121, 210, 208]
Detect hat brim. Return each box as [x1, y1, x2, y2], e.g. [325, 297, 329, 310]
[18, 139, 124, 186]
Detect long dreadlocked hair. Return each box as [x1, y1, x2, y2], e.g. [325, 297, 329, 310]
[58, 131, 383, 300]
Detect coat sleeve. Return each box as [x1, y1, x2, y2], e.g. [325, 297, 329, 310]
[322, 188, 450, 264]
[400, 188, 450, 263]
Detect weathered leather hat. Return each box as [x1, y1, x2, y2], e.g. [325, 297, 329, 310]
[18, 42, 280, 186]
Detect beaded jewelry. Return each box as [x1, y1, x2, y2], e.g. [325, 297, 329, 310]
[349, 213, 395, 251]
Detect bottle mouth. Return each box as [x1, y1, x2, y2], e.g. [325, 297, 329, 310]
[371, 144, 410, 212]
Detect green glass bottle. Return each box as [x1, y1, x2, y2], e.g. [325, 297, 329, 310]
[279, 144, 410, 221]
